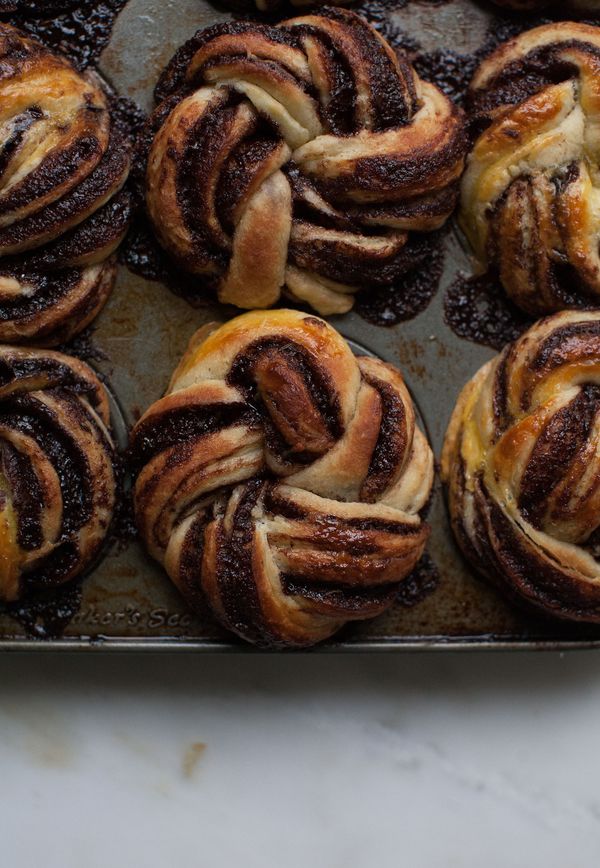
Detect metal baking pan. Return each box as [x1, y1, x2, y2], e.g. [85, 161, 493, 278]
[2, 0, 600, 651]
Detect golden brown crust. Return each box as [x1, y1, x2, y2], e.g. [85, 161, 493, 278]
[131, 309, 434, 648]
[442, 310, 600, 623]
[460, 22, 600, 315]
[0, 24, 133, 345]
[144, 9, 466, 316]
[0, 344, 117, 602]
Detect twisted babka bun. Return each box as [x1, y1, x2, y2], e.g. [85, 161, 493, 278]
[442, 311, 600, 623]
[0, 344, 117, 603]
[131, 310, 434, 648]
[0, 24, 133, 345]
[460, 23, 600, 316]
[143, 8, 466, 316]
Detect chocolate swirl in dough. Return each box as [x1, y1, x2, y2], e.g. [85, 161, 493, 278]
[460, 22, 600, 316]
[131, 310, 434, 648]
[0, 344, 117, 602]
[143, 8, 466, 316]
[442, 310, 600, 623]
[0, 23, 133, 345]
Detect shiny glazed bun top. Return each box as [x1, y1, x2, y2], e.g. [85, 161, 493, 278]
[144, 8, 466, 316]
[442, 310, 600, 623]
[0, 345, 117, 603]
[460, 22, 600, 316]
[131, 310, 434, 648]
[0, 24, 133, 345]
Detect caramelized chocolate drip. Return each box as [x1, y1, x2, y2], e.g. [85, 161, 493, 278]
[444, 270, 532, 350]
[0, 0, 128, 68]
[356, 229, 446, 327]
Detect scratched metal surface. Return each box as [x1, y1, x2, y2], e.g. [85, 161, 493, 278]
[2, 0, 600, 651]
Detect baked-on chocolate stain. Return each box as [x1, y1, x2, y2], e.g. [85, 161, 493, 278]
[120, 215, 218, 308]
[0, 0, 128, 68]
[444, 269, 532, 350]
[0, 580, 83, 640]
[396, 551, 440, 609]
[355, 229, 445, 326]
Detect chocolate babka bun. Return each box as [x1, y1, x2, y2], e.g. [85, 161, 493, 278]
[460, 23, 600, 316]
[442, 310, 600, 623]
[131, 310, 434, 648]
[0, 344, 117, 602]
[143, 8, 466, 316]
[0, 23, 133, 345]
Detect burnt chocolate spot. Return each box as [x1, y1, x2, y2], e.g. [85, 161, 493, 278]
[0, 1, 128, 69]
[356, 229, 445, 326]
[1, 579, 82, 639]
[444, 270, 533, 350]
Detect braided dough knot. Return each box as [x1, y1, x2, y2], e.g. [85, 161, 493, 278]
[146, 8, 465, 315]
[0, 24, 132, 344]
[461, 23, 600, 314]
[0, 345, 116, 602]
[442, 310, 600, 622]
[132, 310, 434, 647]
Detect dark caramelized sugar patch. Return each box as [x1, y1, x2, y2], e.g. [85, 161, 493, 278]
[0, 0, 129, 69]
[120, 215, 220, 309]
[0, 579, 82, 639]
[413, 49, 478, 107]
[355, 230, 445, 326]
[396, 552, 440, 608]
[444, 270, 533, 351]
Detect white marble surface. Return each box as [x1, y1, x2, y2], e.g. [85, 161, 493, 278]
[1, 651, 599, 867]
